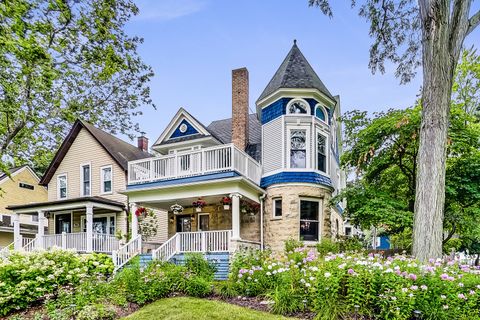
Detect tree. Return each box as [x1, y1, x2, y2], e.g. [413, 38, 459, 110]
[0, 0, 154, 176]
[309, 0, 480, 261]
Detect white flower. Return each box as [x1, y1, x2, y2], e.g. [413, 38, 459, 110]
[266, 272, 271, 276]
[324, 272, 331, 278]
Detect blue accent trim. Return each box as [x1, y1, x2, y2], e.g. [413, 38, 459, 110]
[305, 98, 319, 116]
[331, 146, 340, 166]
[261, 98, 291, 124]
[127, 171, 240, 190]
[169, 119, 199, 139]
[260, 171, 332, 189]
[378, 236, 391, 250]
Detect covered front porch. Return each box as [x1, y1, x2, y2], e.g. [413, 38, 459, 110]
[125, 177, 265, 261]
[7, 197, 126, 254]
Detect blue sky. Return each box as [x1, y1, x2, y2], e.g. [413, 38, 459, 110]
[126, 0, 480, 141]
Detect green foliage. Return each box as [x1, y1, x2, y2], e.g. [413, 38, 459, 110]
[183, 253, 216, 280]
[284, 238, 304, 253]
[0, 0, 154, 176]
[184, 276, 212, 297]
[215, 281, 238, 298]
[0, 250, 113, 316]
[316, 238, 339, 256]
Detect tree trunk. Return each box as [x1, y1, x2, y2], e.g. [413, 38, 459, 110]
[413, 0, 471, 262]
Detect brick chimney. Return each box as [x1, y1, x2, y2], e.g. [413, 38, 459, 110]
[232, 67, 249, 151]
[137, 136, 148, 152]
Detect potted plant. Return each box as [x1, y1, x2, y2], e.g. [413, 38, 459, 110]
[220, 196, 231, 210]
[192, 199, 206, 212]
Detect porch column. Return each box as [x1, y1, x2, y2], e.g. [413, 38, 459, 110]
[36, 210, 45, 249]
[13, 213, 21, 250]
[230, 193, 242, 240]
[130, 203, 139, 239]
[86, 204, 93, 252]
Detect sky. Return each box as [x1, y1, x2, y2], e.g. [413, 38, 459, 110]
[126, 0, 480, 142]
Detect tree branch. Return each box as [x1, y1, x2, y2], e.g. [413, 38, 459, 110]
[468, 9, 480, 36]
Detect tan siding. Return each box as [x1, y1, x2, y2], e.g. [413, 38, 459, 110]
[47, 128, 127, 204]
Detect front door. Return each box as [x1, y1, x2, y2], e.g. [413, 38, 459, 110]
[55, 213, 71, 234]
[176, 215, 192, 232]
[198, 214, 209, 231]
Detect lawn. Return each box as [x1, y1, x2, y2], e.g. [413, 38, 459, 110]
[123, 297, 297, 320]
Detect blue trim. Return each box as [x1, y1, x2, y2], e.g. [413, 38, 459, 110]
[378, 236, 391, 250]
[260, 171, 332, 189]
[261, 98, 291, 124]
[127, 171, 240, 190]
[169, 119, 199, 139]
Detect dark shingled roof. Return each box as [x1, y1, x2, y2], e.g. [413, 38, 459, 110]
[257, 41, 334, 102]
[39, 120, 151, 186]
[207, 114, 262, 161]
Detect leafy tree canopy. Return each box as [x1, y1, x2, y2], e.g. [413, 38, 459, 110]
[0, 0, 154, 176]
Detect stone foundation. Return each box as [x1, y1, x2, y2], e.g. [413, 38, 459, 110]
[263, 184, 333, 252]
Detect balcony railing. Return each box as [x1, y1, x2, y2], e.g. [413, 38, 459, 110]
[128, 144, 262, 186]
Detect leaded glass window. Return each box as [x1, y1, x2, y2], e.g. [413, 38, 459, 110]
[290, 130, 306, 168]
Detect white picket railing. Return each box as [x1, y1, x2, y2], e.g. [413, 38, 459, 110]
[128, 144, 262, 185]
[22, 238, 36, 252]
[152, 230, 232, 262]
[93, 233, 120, 253]
[41, 232, 119, 253]
[112, 235, 142, 272]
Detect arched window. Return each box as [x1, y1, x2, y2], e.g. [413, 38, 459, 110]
[287, 99, 309, 114]
[315, 105, 327, 122]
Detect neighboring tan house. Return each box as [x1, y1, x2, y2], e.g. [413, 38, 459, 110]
[0, 166, 48, 248]
[7, 121, 168, 258]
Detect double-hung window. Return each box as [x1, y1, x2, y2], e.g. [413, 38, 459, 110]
[273, 198, 282, 218]
[317, 133, 327, 173]
[101, 166, 112, 194]
[300, 199, 321, 242]
[58, 174, 67, 199]
[290, 130, 307, 168]
[81, 164, 91, 196]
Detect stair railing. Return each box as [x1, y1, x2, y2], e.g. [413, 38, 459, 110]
[22, 238, 36, 252]
[152, 233, 178, 261]
[112, 235, 142, 272]
[0, 242, 15, 258]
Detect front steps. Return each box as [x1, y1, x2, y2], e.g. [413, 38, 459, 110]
[170, 252, 230, 280]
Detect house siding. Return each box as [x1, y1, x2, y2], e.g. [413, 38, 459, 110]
[262, 117, 283, 174]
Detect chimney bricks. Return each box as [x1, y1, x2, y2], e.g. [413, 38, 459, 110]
[232, 67, 249, 151]
[137, 136, 148, 152]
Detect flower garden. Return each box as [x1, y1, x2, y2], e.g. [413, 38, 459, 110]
[1, 241, 479, 319]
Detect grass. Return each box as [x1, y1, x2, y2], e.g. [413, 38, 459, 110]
[123, 297, 297, 320]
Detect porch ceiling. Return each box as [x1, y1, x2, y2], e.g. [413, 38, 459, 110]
[137, 195, 227, 211]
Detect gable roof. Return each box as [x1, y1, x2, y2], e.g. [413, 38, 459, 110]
[0, 165, 40, 185]
[257, 41, 334, 102]
[39, 120, 151, 186]
[153, 107, 221, 147]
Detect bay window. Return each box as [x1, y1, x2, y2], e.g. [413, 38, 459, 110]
[290, 130, 307, 168]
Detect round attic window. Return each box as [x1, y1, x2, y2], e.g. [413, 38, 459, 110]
[179, 123, 188, 133]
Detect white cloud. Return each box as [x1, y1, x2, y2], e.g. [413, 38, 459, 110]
[133, 0, 207, 22]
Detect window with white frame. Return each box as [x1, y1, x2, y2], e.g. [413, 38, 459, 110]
[315, 105, 327, 122]
[81, 164, 91, 196]
[273, 198, 282, 218]
[290, 129, 307, 168]
[58, 174, 67, 199]
[300, 199, 321, 241]
[101, 165, 112, 194]
[287, 100, 309, 114]
[31, 214, 39, 222]
[317, 133, 327, 173]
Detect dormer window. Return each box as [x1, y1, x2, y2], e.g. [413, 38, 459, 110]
[288, 99, 309, 114]
[315, 104, 327, 122]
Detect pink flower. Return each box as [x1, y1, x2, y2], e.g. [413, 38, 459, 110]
[440, 273, 449, 280]
[458, 293, 466, 300]
[348, 268, 355, 274]
[409, 273, 417, 281]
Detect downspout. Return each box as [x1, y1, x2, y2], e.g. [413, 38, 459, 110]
[259, 194, 266, 251]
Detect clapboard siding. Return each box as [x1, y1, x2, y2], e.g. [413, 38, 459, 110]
[47, 128, 127, 203]
[262, 117, 283, 174]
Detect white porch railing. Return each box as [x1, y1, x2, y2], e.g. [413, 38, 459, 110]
[41, 232, 119, 253]
[22, 238, 36, 252]
[128, 144, 262, 185]
[112, 235, 142, 272]
[152, 230, 232, 262]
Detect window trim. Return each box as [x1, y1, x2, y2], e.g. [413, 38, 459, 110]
[81, 213, 116, 235]
[314, 104, 329, 123]
[80, 162, 91, 197]
[316, 131, 328, 174]
[286, 98, 311, 115]
[272, 198, 283, 219]
[57, 174, 68, 199]
[287, 125, 311, 169]
[100, 165, 113, 195]
[299, 198, 323, 243]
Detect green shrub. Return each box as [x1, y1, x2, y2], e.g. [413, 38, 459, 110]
[269, 285, 305, 315]
[184, 253, 216, 280]
[184, 276, 212, 297]
[338, 236, 363, 252]
[0, 249, 113, 316]
[284, 238, 304, 252]
[216, 281, 238, 298]
[316, 238, 339, 256]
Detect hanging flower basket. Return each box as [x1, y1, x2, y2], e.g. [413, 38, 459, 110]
[220, 196, 231, 210]
[192, 199, 206, 212]
[135, 207, 147, 218]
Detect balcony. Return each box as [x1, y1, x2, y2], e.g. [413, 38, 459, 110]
[128, 144, 262, 186]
